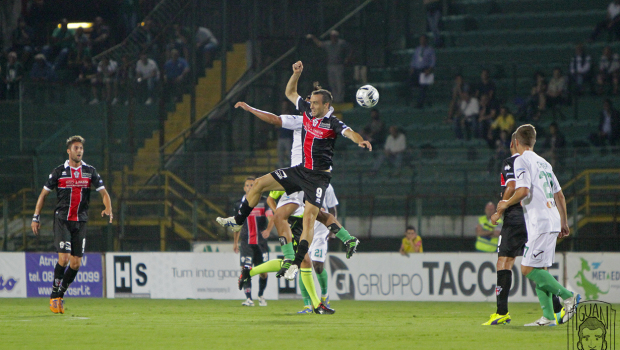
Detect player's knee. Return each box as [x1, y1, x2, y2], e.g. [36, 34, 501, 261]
[69, 256, 82, 270]
[313, 261, 324, 274]
[58, 254, 70, 267]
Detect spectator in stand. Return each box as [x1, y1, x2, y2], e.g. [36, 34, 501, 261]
[477, 93, 499, 146]
[541, 122, 566, 168]
[136, 53, 159, 105]
[3, 52, 24, 101]
[424, 0, 442, 47]
[570, 43, 592, 95]
[399, 226, 423, 256]
[488, 130, 511, 174]
[475, 202, 501, 252]
[489, 106, 515, 143]
[528, 71, 547, 120]
[73, 27, 90, 63]
[163, 49, 190, 103]
[44, 18, 74, 69]
[135, 19, 160, 59]
[448, 74, 466, 120]
[370, 126, 407, 176]
[93, 56, 118, 105]
[117, 55, 133, 105]
[11, 18, 34, 60]
[76, 56, 97, 104]
[277, 100, 294, 169]
[596, 46, 620, 95]
[589, 0, 620, 42]
[455, 89, 479, 140]
[120, 0, 141, 38]
[361, 108, 387, 145]
[475, 69, 496, 101]
[408, 34, 435, 109]
[546, 68, 568, 108]
[196, 26, 219, 68]
[306, 31, 352, 103]
[90, 17, 111, 56]
[29, 54, 55, 104]
[168, 23, 191, 59]
[591, 98, 620, 146]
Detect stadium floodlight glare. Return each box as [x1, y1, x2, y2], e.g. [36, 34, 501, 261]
[57, 22, 93, 29]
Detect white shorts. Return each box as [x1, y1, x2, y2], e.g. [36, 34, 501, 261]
[276, 191, 304, 217]
[309, 221, 329, 263]
[521, 232, 558, 268]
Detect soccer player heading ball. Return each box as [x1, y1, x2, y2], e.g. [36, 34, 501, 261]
[31, 136, 113, 314]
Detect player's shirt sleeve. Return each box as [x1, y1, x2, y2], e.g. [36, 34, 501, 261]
[296, 96, 311, 114]
[91, 168, 105, 191]
[551, 171, 562, 194]
[502, 158, 516, 185]
[329, 116, 350, 136]
[514, 156, 531, 190]
[280, 115, 303, 130]
[323, 185, 339, 208]
[43, 167, 60, 191]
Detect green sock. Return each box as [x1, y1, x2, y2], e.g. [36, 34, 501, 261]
[298, 274, 312, 306]
[281, 242, 295, 260]
[526, 269, 573, 300]
[335, 227, 353, 243]
[250, 259, 282, 277]
[316, 269, 328, 296]
[535, 285, 555, 320]
[301, 268, 320, 308]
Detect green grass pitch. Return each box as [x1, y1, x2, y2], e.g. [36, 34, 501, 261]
[1, 299, 617, 350]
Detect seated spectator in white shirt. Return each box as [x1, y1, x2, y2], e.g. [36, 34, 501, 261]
[455, 89, 479, 140]
[547, 68, 568, 108]
[371, 126, 407, 176]
[569, 43, 592, 95]
[136, 53, 160, 105]
[596, 46, 620, 95]
[92, 57, 118, 104]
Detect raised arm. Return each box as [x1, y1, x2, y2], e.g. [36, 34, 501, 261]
[554, 190, 569, 238]
[305, 34, 323, 48]
[31, 188, 50, 235]
[99, 189, 113, 223]
[285, 61, 303, 104]
[343, 128, 372, 151]
[235, 102, 282, 127]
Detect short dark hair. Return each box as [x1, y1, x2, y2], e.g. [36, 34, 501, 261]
[66, 135, 85, 149]
[406, 225, 416, 232]
[245, 176, 256, 181]
[516, 124, 536, 147]
[312, 89, 333, 105]
[511, 131, 517, 144]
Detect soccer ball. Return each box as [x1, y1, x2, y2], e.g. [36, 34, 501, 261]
[356, 85, 379, 108]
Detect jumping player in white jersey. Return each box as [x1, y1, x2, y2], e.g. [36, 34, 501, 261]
[496, 124, 580, 326]
[231, 97, 359, 314]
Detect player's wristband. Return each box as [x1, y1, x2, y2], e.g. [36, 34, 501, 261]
[32, 214, 40, 223]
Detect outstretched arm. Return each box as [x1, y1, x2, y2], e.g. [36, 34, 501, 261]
[235, 102, 282, 127]
[99, 189, 113, 223]
[343, 128, 372, 151]
[305, 34, 323, 48]
[31, 189, 50, 235]
[285, 61, 303, 104]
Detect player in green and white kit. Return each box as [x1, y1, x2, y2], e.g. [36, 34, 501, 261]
[497, 124, 580, 326]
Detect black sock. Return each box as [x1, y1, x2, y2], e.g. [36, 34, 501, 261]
[258, 276, 268, 297]
[293, 240, 309, 267]
[58, 267, 79, 298]
[51, 263, 66, 298]
[496, 269, 512, 315]
[234, 199, 254, 225]
[244, 279, 252, 300]
[552, 294, 563, 313]
[327, 223, 340, 234]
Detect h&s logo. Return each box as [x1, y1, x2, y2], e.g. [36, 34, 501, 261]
[113, 256, 148, 295]
[0, 276, 18, 291]
[329, 256, 355, 300]
[568, 301, 616, 350]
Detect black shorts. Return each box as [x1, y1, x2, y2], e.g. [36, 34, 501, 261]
[54, 216, 87, 257]
[497, 223, 528, 257]
[270, 165, 331, 208]
[239, 242, 269, 267]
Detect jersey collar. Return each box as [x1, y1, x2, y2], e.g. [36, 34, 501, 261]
[511, 153, 519, 158]
[64, 159, 85, 169]
[311, 106, 335, 120]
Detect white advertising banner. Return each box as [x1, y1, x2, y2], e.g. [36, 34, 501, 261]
[324, 253, 564, 302]
[105, 253, 278, 300]
[0, 253, 27, 298]
[566, 253, 620, 303]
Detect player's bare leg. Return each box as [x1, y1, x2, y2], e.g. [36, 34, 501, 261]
[316, 211, 359, 258]
[216, 174, 284, 231]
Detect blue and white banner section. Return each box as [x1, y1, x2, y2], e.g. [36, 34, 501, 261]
[0, 253, 27, 298]
[566, 253, 620, 303]
[25, 253, 104, 298]
[325, 253, 563, 302]
[105, 253, 278, 300]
